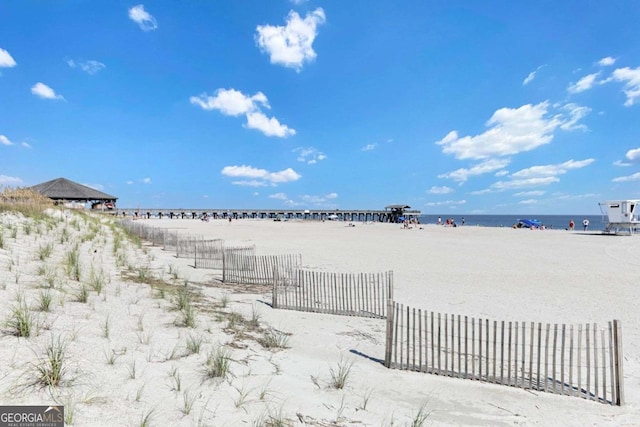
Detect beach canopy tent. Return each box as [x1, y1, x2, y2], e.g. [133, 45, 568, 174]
[29, 177, 117, 210]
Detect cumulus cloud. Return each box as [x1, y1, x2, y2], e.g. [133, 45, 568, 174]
[510, 159, 594, 179]
[255, 8, 326, 71]
[523, 65, 546, 85]
[435, 102, 567, 160]
[612, 172, 640, 183]
[438, 158, 511, 184]
[31, 82, 64, 100]
[436, 101, 590, 163]
[568, 72, 600, 94]
[128, 5, 158, 31]
[0, 175, 23, 185]
[67, 59, 105, 75]
[625, 148, 640, 161]
[245, 112, 296, 137]
[190, 88, 295, 137]
[598, 56, 616, 66]
[0, 48, 17, 67]
[0, 135, 14, 146]
[490, 176, 560, 190]
[190, 88, 268, 116]
[428, 186, 454, 195]
[362, 143, 377, 151]
[221, 165, 301, 186]
[611, 66, 640, 106]
[293, 147, 326, 164]
[514, 190, 546, 197]
[142, 177, 152, 184]
[425, 199, 467, 207]
[560, 103, 591, 131]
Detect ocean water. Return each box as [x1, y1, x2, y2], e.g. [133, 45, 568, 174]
[418, 214, 606, 230]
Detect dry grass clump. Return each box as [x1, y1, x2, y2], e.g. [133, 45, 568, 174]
[0, 186, 54, 219]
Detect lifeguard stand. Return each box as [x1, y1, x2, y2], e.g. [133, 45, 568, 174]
[599, 200, 640, 234]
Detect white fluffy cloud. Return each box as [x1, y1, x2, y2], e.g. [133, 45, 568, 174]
[67, 59, 105, 75]
[490, 176, 560, 190]
[245, 112, 295, 137]
[436, 101, 589, 161]
[523, 65, 545, 85]
[625, 148, 640, 161]
[0, 135, 14, 146]
[436, 102, 565, 160]
[293, 147, 326, 164]
[31, 82, 64, 100]
[425, 199, 467, 207]
[439, 159, 510, 184]
[255, 8, 325, 71]
[190, 88, 268, 116]
[191, 88, 295, 138]
[300, 193, 338, 205]
[514, 190, 546, 197]
[221, 165, 301, 186]
[510, 159, 594, 179]
[142, 177, 152, 184]
[612, 66, 640, 106]
[612, 172, 640, 183]
[598, 56, 616, 66]
[428, 186, 454, 195]
[0, 48, 17, 67]
[568, 72, 600, 94]
[269, 193, 288, 200]
[128, 5, 157, 31]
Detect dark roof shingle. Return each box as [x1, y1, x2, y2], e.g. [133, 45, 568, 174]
[29, 177, 117, 201]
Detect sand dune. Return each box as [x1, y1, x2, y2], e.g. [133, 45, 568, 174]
[1, 211, 638, 426]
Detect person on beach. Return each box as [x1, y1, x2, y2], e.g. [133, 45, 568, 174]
[437, 217, 442, 225]
[583, 218, 589, 231]
[569, 219, 575, 231]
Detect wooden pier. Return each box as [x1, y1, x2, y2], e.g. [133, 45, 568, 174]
[114, 207, 421, 222]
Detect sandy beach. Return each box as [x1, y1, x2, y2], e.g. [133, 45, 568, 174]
[1, 211, 639, 426]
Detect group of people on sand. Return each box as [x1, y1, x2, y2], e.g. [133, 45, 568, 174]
[568, 218, 589, 231]
[437, 216, 464, 227]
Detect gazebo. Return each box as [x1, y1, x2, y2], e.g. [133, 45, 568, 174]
[29, 177, 117, 210]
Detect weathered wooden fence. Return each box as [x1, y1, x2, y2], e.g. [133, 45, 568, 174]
[384, 301, 624, 405]
[273, 269, 393, 318]
[176, 237, 223, 259]
[194, 244, 256, 269]
[222, 253, 301, 286]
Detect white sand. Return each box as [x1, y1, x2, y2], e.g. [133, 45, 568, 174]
[1, 212, 638, 426]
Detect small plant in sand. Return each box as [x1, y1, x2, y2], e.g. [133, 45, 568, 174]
[33, 335, 68, 388]
[410, 401, 431, 427]
[10, 226, 18, 239]
[168, 366, 182, 391]
[127, 360, 138, 380]
[176, 304, 197, 328]
[65, 246, 81, 281]
[0, 232, 5, 249]
[102, 315, 111, 339]
[60, 227, 69, 244]
[35, 289, 53, 312]
[220, 293, 230, 308]
[259, 328, 290, 350]
[203, 346, 231, 380]
[88, 267, 106, 295]
[180, 389, 197, 415]
[36, 242, 53, 261]
[75, 283, 89, 303]
[185, 333, 204, 355]
[5, 299, 36, 337]
[329, 357, 354, 390]
[248, 304, 261, 329]
[138, 408, 155, 427]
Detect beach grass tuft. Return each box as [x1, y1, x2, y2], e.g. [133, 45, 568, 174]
[329, 357, 354, 390]
[203, 346, 231, 380]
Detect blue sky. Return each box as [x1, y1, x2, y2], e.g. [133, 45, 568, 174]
[2, 1, 640, 214]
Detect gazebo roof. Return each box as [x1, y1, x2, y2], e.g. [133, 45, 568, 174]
[29, 177, 117, 202]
